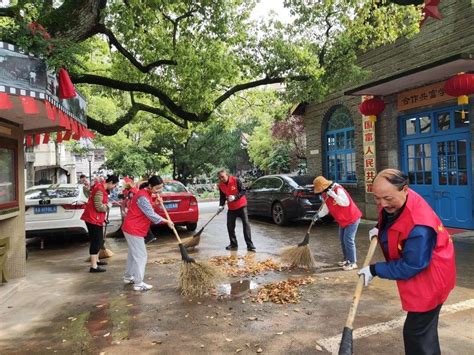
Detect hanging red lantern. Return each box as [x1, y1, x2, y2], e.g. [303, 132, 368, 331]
[34, 134, 41, 146]
[25, 135, 33, 147]
[444, 72, 474, 120]
[0, 93, 13, 110]
[359, 97, 386, 122]
[21, 96, 40, 115]
[58, 68, 77, 99]
[63, 130, 72, 141]
[43, 133, 50, 144]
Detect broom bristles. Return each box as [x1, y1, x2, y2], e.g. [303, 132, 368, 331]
[280, 245, 315, 268]
[183, 235, 200, 249]
[99, 248, 114, 259]
[179, 261, 223, 296]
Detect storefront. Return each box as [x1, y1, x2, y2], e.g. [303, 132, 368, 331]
[303, 0, 474, 229]
[0, 41, 92, 281]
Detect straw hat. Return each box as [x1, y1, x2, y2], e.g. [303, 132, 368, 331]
[313, 176, 333, 193]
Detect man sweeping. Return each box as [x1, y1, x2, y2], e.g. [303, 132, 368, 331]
[217, 169, 256, 252]
[358, 169, 456, 354]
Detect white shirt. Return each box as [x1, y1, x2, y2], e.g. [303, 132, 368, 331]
[318, 183, 350, 218]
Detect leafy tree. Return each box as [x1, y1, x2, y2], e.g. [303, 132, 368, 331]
[0, 1, 420, 135]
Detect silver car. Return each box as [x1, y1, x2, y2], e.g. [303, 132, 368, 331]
[25, 184, 122, 237]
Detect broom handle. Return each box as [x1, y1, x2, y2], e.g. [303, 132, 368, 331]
[306, 203, 325, 234]
[344, 237, 379, 328]
[159, 200, 183, 244]
[199, 210, 219, 231]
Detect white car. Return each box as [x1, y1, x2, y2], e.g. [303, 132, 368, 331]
[25, 184, 122, 237]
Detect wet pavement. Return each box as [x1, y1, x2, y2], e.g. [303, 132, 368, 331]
[0, 201, 473, 354]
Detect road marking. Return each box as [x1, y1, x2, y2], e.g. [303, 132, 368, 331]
[318, 299, 474, 354]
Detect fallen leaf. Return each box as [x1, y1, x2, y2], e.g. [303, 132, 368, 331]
[247, 316, 257, 321]
[99, 352, 105, 355]
[315, 344, 323, 352]
[103, 332, 110, 337]
[225, 338, 233, 342]
[276, 332, 283, 335]
[152, 340, 162, 345]
[62, 339, 66, 343]
[245, 343, 250, 348]
[256, 348, 263, 353]
[96, 304, 104, 308]
[100, 320, 108, 324]
[126, 304, 134, 307]
[236, 349, 242, 353]
[200, 345, 205, 348]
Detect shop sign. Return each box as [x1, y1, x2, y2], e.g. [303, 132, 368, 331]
[397, 81, 452, 111]
[362, 96, 376, 193]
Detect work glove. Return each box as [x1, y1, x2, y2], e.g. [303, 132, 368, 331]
[217, 206, 225, 214]
[358, 266, 374, 287]
[312, 213, 319, 223]
[327, 189, 337, 199]
[227, 195, 236, 202]
[369, 227, 379, 241]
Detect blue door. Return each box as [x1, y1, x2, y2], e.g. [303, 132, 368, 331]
[401, 106, 473, 229]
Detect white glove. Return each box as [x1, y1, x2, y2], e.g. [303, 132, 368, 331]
[327, 189, 337, 199]
[227, 195, 236, 202]
[217, 206, 225, 214]
[312, 214, 319, 222]
[358, 266, 374, 287]
[369, 227, 379, 241]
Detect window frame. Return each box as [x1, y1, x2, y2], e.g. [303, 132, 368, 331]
[324, 106, 357, 183]
[0, 137, 19, 210]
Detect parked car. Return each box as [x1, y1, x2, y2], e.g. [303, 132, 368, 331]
[152, 180, 199, 231]
[246, 174, 330, 225]
[25, 184, 122, 238]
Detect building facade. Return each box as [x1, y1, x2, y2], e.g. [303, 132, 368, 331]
[304, 0, 474, 229]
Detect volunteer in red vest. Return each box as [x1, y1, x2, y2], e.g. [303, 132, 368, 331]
[358, 169, 456, 354]
[81, 174, 119, 273]
[217, 169, 255, 251]
[313, 176, 362, 270]
[122, 175, 174, 291]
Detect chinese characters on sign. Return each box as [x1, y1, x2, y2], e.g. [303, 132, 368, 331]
[362, 98, 376, 193]
[397, 81, 453, 111]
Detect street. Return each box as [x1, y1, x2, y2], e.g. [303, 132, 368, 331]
[0, 201, 473, 354]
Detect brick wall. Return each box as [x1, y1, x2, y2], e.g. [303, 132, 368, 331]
[304, 0, 474, 219]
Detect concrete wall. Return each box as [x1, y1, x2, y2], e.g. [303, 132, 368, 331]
[304, 0, 474, 219]
[0, 120, 26, 279]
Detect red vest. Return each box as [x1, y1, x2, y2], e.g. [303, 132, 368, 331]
[219, 176, 247, 210]
[81, 183, 108, 226]
[323, 185, 362, 227]
[122, 188, 154, 237]
[378, 189, 456, 312]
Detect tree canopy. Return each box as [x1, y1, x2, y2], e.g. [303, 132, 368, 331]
[0, 0, 420, 135]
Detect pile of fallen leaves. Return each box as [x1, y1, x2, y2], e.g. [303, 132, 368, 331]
[209, 255, 282, 277]
[152, 258, 179, 265]
[251, 277, 315, 304]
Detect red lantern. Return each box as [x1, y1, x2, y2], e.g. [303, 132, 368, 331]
[359, 97, 386, 122]
[21, 96, 40, 115]
[43, 133, 50, 144]
[444, 72, 474, 120]
[0, 93, 13, 110]
[63, 130, 72, 141]
[25, 135, 33, 147]
[56, 131, 63, 143]
[58, 68, 77, 99]
[34, 134, 41, 146]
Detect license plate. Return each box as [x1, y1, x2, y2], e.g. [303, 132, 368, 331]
[164, 202, 178, 209]
[34, 205, 57, 214]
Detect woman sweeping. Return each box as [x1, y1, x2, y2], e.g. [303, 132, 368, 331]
[122, 175, 174, 291]
[81, 174, 119, 273]
[313, 176, 362, 270]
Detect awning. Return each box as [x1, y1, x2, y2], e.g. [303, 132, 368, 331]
[345, 53, 474, 96]
[0, 41, 94, 144]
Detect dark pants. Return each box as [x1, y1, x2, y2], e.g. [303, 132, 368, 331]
[403, 304, 442, 355]
[227, 206, 254, 248]
[86, 222, 104, 255]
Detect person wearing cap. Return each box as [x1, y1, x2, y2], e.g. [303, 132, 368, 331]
[313, 176, 362, 270]
[357, 169, 456, 354]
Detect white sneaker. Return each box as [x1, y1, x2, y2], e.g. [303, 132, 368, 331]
[343, 263, 358, 271]
[133, 282, 153, 291]
[123, 276, 135, 284]
[338, 260, 349, 266]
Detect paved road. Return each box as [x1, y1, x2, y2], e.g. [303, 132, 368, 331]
[0, 200, 472, 354]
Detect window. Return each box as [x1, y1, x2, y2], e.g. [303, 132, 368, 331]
[0, 138, 18, 209]
[163, 182, 187, 193]
[325, 106, 356, 182]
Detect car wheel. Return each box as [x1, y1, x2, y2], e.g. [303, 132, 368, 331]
[272, 202, 287, 226]
[186, 223, 198, 231]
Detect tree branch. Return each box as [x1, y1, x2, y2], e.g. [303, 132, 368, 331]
[70, 73, 207, 122]
[160, 6, 199, 51]
[213, 75, 309, 108]
[318, 11, 334, 67]
[98, 25, 177, 73]
[0, 6, 18, 17]
[134, 102, 187, 128]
